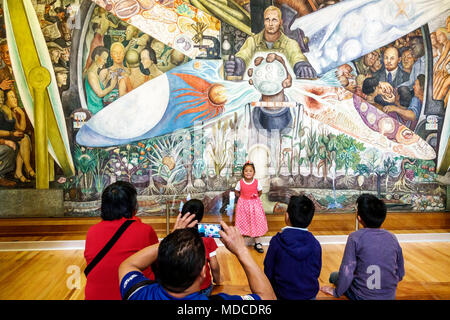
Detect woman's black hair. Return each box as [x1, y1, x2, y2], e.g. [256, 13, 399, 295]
[101, 181, 137, 221]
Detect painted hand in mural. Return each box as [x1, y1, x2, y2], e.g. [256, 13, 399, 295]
[293, 60, 317, 79]
[224, 55, 246, 77]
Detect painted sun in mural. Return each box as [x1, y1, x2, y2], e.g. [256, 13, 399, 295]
[173, 73, 227, 122]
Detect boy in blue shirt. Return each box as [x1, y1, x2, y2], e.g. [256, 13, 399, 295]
[264, 195, 322, 299]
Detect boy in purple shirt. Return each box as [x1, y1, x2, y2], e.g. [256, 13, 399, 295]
[321, 194, 405, 300]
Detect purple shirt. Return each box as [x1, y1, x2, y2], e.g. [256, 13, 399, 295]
[334, 228, 405, 300]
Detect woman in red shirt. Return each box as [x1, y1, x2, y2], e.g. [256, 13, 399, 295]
[84, 181, 159, 300]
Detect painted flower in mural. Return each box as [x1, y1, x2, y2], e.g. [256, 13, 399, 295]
[175, 3, 195, 18]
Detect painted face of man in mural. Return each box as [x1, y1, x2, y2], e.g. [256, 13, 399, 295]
[401, 49, 414, 73]
[383, 47, 400, 72]
[410, 37, 425, 59]
[0, 44, 11, 66]
[363, 50, 379, 69]
[263, 8, 282, 41]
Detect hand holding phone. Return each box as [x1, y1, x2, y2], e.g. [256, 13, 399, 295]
[198, 223, 222, 238]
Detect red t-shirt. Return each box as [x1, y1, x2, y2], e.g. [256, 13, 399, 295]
[200, 237, 218, 290]
[84, 217, 159, 300]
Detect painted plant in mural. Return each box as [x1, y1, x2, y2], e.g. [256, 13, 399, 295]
[0, 0, 448, 218]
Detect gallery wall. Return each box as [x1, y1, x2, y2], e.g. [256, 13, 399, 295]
[0, 0, 449, 217]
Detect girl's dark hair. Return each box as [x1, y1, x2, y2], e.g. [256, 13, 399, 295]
[242, 162, 255, 175]
[181, 199, 204, 223]
[101, 181, 137, 221]
[356, 193, 387, 228]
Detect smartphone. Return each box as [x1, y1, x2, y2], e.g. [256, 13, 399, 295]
[198, 223, 222, 238]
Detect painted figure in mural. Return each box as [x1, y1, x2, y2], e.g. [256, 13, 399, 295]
[85, 46, 118, 115]
[383, 74, 425, 131]
[354, 49, 381, 77]
[119, 49, 150, 96]
[0, 40, 14, 92]
[150, 38, 172, 72]
[0, 90, 34, 183]
[0, 137, 16, 187]
[361, 77, 395, 109]
[55, 66, 69, 96]
[225, 6, 317, 79]
[84, 6, 120, 73]
[400, 37, 426, 89]
[47, 41, 65, 67]
[400, 47, 414, 74]
[149, 38, 187, 73]
[373, 46, 410, 88]
[124, 25, 151, 55]
[432, 26, 450, 102]
[99, 42, 128, 105]
[0, 90, 17, 187]
[234, 162, 267, 254]
[140, 47, 163, 80]
[336, 64, 357, 93]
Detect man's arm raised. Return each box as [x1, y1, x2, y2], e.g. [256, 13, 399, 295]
[219, 221, 276, 300]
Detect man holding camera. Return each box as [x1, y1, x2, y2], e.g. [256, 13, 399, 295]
[119, 214, 276, 300]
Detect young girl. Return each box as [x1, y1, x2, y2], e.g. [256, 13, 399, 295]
[234, 162, 268, 253]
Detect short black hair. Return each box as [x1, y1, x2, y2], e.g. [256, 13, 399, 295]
[362, 77, 379, 95]
[356, 193, 387, 228]
[101, 181, 137, 221]
[181, 199, 204, 223]
[287, 195, 315, 228]
[156, 228, 205, 293]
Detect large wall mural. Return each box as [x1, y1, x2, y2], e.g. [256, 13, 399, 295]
[0, 0, 449, 217]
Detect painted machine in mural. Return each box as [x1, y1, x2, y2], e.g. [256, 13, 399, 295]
[0, 0, 449, 217]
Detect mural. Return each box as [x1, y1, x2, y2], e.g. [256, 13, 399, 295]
[0, 0, 448, 218]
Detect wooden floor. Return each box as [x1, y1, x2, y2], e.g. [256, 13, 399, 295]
[0, 212, 448, 300]
[0, 241, 448, 300]
[0, 212, 449, 240]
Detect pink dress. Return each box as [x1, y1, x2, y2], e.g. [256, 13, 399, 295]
[235, 178, 268, 238]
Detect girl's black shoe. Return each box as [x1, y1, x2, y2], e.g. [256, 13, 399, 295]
[254, 243, 264, 253]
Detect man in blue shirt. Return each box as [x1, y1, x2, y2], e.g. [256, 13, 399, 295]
[119, 216, 276, 300]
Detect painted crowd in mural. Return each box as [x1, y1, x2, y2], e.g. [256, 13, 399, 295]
[0, 0, 449, 217]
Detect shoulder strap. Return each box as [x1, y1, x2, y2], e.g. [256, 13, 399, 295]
[122, 279, 156, 300]
[84, 219, 135, 277]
